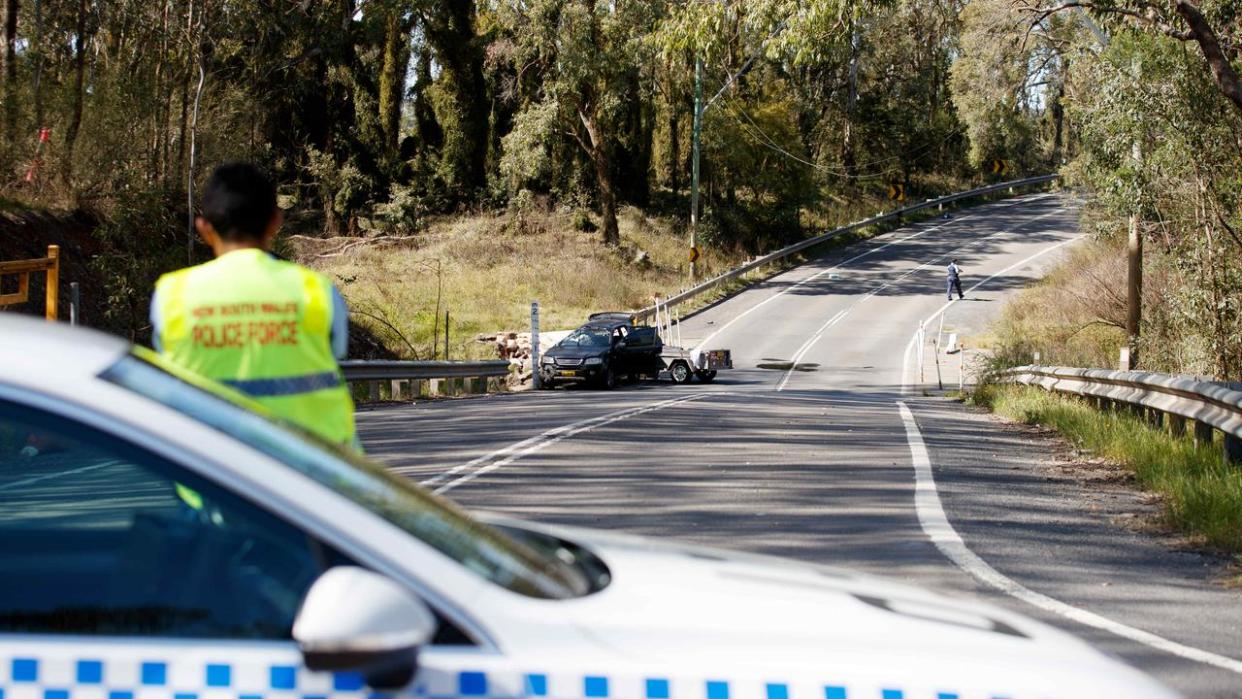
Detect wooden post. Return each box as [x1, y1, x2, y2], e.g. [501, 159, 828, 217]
[1146, 408, 1162, 428]
[1194, 421, 1214, 446]
[1226, 434, 1242, 466]
[368, 381, 380, 402]
[1168, 414, 1186, 438]
[45, 244, 59, 321]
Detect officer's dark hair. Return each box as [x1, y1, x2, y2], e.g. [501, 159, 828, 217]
[200, 162, 278, 241]
[952, 258, 959, 264]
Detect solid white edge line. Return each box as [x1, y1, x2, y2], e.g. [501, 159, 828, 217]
[896, 401, 1242, 674]
[693, 193, 1054, 354]
[426, 393, 718, 494]
[900, 232, 1085, 396]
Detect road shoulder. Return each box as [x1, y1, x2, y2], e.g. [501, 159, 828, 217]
[908, 396, 1242, 697]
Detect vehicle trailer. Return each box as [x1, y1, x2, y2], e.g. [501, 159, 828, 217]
[660, 346, 732, 384]
[649, 301, 732, 384]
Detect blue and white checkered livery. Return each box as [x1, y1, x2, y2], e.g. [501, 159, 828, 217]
[0, 316, 1180, 699]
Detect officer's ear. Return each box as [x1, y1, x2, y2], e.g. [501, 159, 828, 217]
[261, 209, 284, 250]
[195, 217, 223, 255]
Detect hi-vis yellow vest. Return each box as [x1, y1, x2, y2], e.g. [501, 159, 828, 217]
[155, 249, 356, 446]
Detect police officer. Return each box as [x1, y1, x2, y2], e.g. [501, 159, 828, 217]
[150, 163, 358, 448]
[947, 258, 964, 301]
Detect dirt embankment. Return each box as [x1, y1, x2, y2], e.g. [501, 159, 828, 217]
[0, 207, 104, 325]
[0, 205, 395, 358]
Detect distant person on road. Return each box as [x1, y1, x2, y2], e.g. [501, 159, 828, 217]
[947, 259, 964, 300]
[150, 163, 359, 449]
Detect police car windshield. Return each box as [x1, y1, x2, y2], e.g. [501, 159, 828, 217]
[101, 349, 591, 600]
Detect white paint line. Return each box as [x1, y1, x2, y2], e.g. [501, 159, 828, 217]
[900, 233, 1085, 395]
[774, 206, 1066, 394]
[0, 460, 120, 493]
[895, 401, 1242, 675]
[693, 194, 1054, 354]
[424, 393, 718, 495]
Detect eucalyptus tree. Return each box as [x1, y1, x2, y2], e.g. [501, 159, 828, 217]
[496, 0, 665, 246]
[1014, 0, 1242, 114]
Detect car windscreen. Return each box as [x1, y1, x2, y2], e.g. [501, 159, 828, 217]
[559, 328, 612, 348]
[100, 348, 590, 600]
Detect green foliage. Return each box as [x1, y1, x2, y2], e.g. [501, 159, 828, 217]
[88, 188, 194, 344]
[979, 385, 1242, 553]
[1069, 31, 1242, 378]
[949, 0, 1051, 170]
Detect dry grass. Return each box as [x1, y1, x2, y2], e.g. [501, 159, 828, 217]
[982, 237, 1130, 368]
[299, 206, 746, 359]
[975, 384, 1242, 554]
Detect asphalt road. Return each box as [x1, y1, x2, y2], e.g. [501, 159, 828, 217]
[358, 193, 1242, 697]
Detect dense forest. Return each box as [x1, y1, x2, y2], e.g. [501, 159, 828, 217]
[0, 0, 1239, 376]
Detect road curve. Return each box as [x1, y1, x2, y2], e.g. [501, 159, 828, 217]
[359, 193, 1242, 697]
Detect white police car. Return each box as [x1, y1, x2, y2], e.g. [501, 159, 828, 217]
[0, 315, 1175, 699]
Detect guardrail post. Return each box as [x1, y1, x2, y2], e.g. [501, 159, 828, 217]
[368, 381, 380, 402]
[70, 281, 80, 326]
[1225, 434, 1242, 465]
[1146, 408, 1163, 428]
[429, 378, 441, 397]
[1194, 420, 1214, 446]
[1167, 414, 1186, 437]
[411, 379, 424, 398]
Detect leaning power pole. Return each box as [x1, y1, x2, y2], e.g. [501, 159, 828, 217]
[687, 20, 788, 281]
[1077, 9, 1144, 369]
[1126, 141, 1142, 368]
[690, 58, 703, 281]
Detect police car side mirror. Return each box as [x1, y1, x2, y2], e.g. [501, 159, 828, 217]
[293, 566, 437, 690]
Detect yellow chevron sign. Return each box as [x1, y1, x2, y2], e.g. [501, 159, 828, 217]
[887, 183, 905, 201]
[991, 159, 1009, 175]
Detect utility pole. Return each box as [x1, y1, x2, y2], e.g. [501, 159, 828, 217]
[689, 57, 703, 281]
[1077, 10, 1144, 369]
[686, 20, 786, 282]
[1126, 139, 1142, 369]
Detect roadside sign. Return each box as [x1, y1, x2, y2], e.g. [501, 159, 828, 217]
[991, 159, 1009, 175]
[689, 246, 700, 263]
[887, 183, 905, 201]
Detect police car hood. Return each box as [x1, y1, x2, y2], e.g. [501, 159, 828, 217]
[487, 517, 1177, 697]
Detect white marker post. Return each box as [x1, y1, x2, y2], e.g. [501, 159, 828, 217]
[531, 301, 541, 390]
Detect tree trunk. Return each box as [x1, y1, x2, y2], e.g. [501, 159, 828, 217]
[412, 39, 442, 152]
[667, 108, 679, 192]
[378, 11, 409, 159]
[1, 0, 17, 164]
[842, 23, 860, 177]
[32, 0, 42, 131]
[423, 0, 488, 196]
[580, 106, 619, 246]
[1174, 0, 1242, 114]
[61, 0, 88, 191]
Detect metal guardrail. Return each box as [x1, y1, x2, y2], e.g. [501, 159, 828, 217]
[635, 175, 1059, 321]
[340, 359, 511, 401]
[999, 365, 1242, 463]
